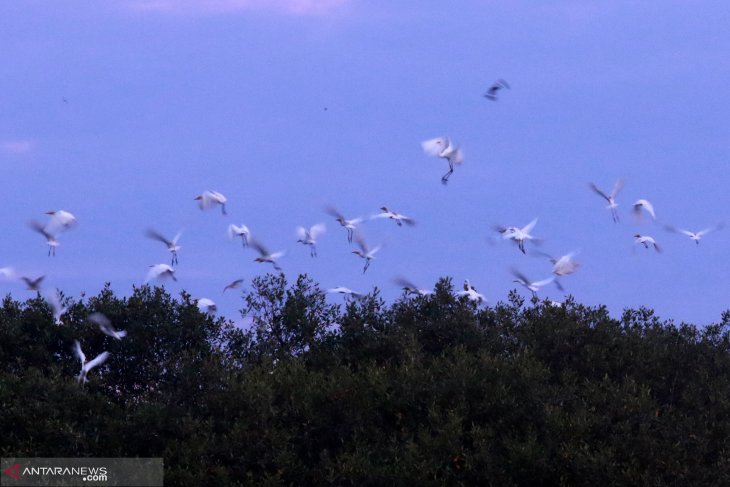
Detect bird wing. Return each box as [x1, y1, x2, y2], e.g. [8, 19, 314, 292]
[73, 340, 86, 364]
[400, 216, 416, 226]
[421, 137, 445, 157]
[521, 218, 538, 235]
[533, 276, 555, 288]
[698, 224, 723, 236]
[610, 178, 625, 199]
[589, 183, 610, 202]
[324, 205, 345, 220]
[353, 234, 369, 253]
[269, 251, 286, 260]
[29, 220, 53, 239]
[510, 269, 531, 285]
[84, 351, 110, 372]
[296, 227, 307, 240]
[0, 267, 15, 279]
[309, 223, 326, 238]
[249, 240, 271, 258]
[89, 312, 111, 329]
[145, 229, 172, 246]
[393, 276, 417, 290]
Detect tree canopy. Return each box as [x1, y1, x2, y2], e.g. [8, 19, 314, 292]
[2, 275, 729, 486]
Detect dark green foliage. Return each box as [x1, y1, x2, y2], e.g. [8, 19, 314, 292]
[2, 275, 729, 485]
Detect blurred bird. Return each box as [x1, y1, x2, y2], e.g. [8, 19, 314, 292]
[145, 229, 182, 266]
[0, 267, 14, 279]
[228, 224, 250, 247]
[664, 223, 724, 245]
[352, 234, 381, 273]
[29, 220, 59, 256]
[325, 206, 363, 243]
[194, 190, 227, 215]
[196, 298, 217, 314]
[89, 312, 127, 340]
[512, 269, 560, 296]
[421, 137, 464, 184]
[372, 207, 416, 227]
[537, 251, 582, 277]
[250, 240, 285, 272]
[296, 223, 326, 257]
[21, 275, 45, 291]
[145, 264, 177, 283]
[223, 279, 244, 293]
[457, 279, 485, 303]
[73, 340, 109, 384]
[327, 287, 364, 301]
[496, 218, 539, 254]
[633, 234, 661, 252]
[393, 277, 432, 296]
[633, 199, 656, 220]
[484, 79, 510, 101]
[590, 179, 624, 223]
[45, 210, 77, 234]
[45, 291, 67, 325]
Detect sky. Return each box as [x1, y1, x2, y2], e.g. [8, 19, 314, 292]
[1, 0, 730, 325]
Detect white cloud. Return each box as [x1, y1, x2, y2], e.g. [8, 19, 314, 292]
[127, 0, 349, 15]
[0, 140, 34, 154]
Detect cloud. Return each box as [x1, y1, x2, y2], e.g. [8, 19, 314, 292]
[127, 0, 349, 15]
[0, 140, 34, 154]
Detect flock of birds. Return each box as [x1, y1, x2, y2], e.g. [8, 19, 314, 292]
[2, 80, 724, 384]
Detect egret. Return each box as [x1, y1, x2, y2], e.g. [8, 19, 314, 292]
[228, 224, 250, 247]
[421, 137, 464, 184]
[327, 287, 364, 302]
[73, 340, 109, 384]
[325, 206, 363, 243]
[352, 234, 381, 273]
[89, 312, 127, 340]
[590, 179, 624, 223]
[457, 280, 485, 303]
[45, 210, 77, 234]
[194, 190, 227, 215]
[632, 199, 656, 220]
[196, 298, 217, 315]
[45, 291, 67, 325]
[512, 269, 560, 296]
[393, 277, 432, 296]
[634, 234, 661, 252]
[296, 223, 326, 257]
[250, 240, 285, 272]
[496, 218, 539, 254]
[372, 207, 416, 227]
[664, 223, 724, 245]
[29, 220, 59, 256]
[145, 228, 182, 266]
[223, 279, 244, 293]
[145, 264, 177, 283]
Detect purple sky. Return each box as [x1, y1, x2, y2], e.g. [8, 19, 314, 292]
[2, 1, 729, 324]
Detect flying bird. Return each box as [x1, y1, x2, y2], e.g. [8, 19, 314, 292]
[29, 220, 60, 256]
[296, 223, 326, 257]
[194, 190, 227, 215]
[632, 199, 656, 220]
[633, 234, 661, 252]
[45, 291, 67, 325]
[457, 280, 485, 303]
[73, 340, 109, 384]
[0, 267, 14, 279]
[371, 207, 416, 227]
[223, 279, 244, 293]
[511, 269, 560, 296]
[250, 240, 285, 272]
[352, 234, 381, 273]
[145, 229, 182, 266]
[537, 251, 582, 277]
[325, 206, 364, 243]
[421, 137, 464, 184]
[327, 287, 364, 302]
[590, 179, 624, 223]
[484, 79, 510, 101]
[228, 224, 251, 247]
[393, 277, 432, 296]
[664, 223, 724, 245]
[21, 275, 45, 291]
[89, 312, 127, 340]
[145, 264, 177, 283]
[496, 218, 539, 254]
[196, 298, 217, 315]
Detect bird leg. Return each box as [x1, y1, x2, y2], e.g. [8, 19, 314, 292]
[441, 162, 454, 185]
[363, 259, 370, 273]
[221, 205, 227, 216]
[347, 229, 353, 243]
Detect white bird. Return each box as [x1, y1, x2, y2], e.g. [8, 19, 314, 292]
[538, 251, 582, 277]
[484, 79, 510, 101]
[89, 312, 127, 340]
[194, 190, 227, 215]
[393, 277, 432, 296]
[633, 234, 661, 252]
[145, 229, 182, 266]
[664, 223, 724, 245]
[421, 137, 464, 184]
[223, 279, 244, 293]
[327, 287, 364, 301]
[145, 264, 177, 284]
[196, 298, 217, 315]
[457, 279, 486, 303]
[0, 267, 14, 279]
[296, 223, 326, 257]
[228, 224, 251, 247]
[590, 179, 624, 223]
[45, 210, 77, 234]
[352, 234, 381, 273]
[325, 206, 364, 243]
[371, 207, 416, 227]
[496, 218, 539, 254]
[512, 269, 560, 296]
[29, 220, 60, 256]
[632, 199, 656, 220]
[45, 291, 67, 325]
[20, 275, 45, 291]
[250, 240, 285, 272]
[73, 340, 109, 384]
